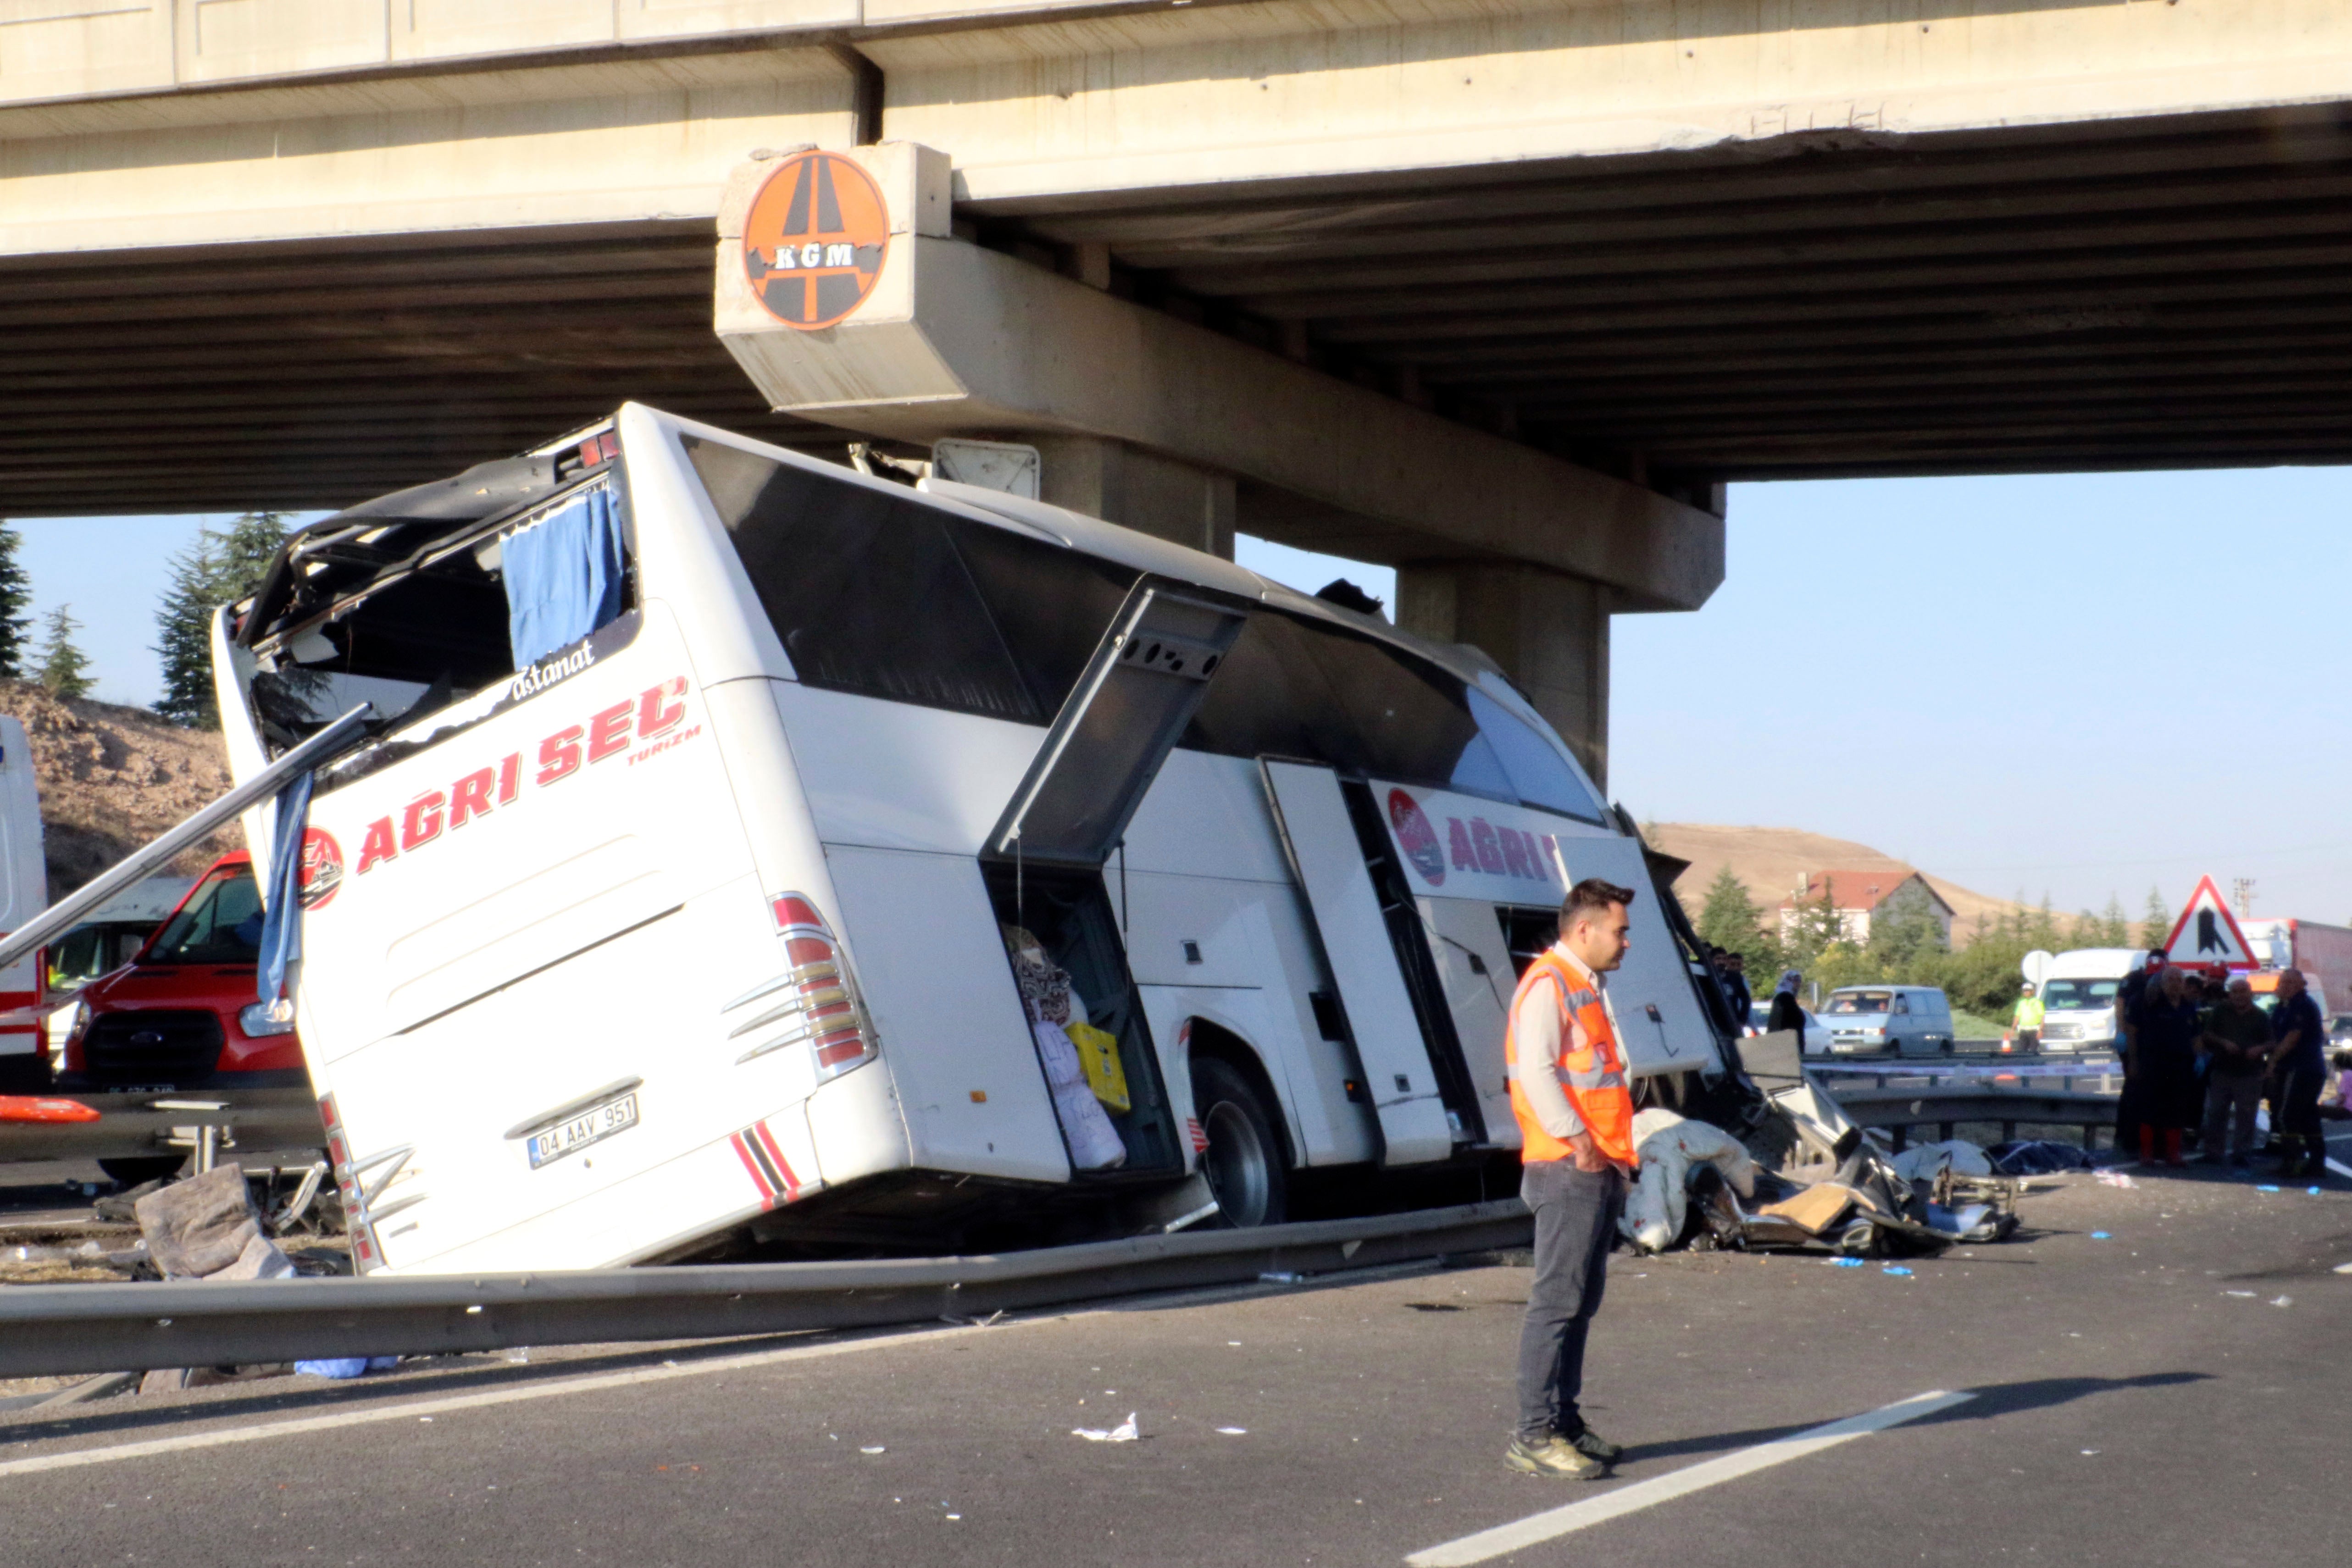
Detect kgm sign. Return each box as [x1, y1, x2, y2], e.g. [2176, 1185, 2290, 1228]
[742, 151, 890, 329]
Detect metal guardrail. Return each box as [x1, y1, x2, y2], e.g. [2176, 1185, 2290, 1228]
[1825, 1083, 2119, 1147]
[0, 1199, 1533, 1378]
[0, 1086, 323, 1166]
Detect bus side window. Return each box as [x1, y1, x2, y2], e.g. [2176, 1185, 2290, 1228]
[699, 453, 1039, 721]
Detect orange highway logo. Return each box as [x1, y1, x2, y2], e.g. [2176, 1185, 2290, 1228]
[742, 151, 890, 329]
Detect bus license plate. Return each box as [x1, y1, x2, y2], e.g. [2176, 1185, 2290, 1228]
[527, 1092, 639, 1169]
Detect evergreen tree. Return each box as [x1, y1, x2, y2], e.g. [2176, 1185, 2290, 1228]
[0, 526, 32, 681]
[153, 511, 291, 728]
[2099, 894, 2132, 947]
[1867, 881, 1949, 970]
[35, 604, 93, 700]
[1694, 865, 1777, 972]
[2139, 887, 2173, 950]
[1781, 885, 1850, 974]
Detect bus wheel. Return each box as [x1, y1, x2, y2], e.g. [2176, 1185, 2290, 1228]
[1192, 1057, 1287, 1229]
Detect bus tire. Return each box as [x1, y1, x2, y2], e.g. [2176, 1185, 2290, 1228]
[1192, 1056, 1287, 1229]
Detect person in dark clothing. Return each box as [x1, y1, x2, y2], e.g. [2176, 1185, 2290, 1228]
[1764, 970, 1808, 1048]
[2114, 951, 2166, 1154]
[1719, 951, 1753, 1025]
[2198, 976, 2271, 1167]
[2266, 969, 2330, 1180]
[2132, 965, 2204, 1166]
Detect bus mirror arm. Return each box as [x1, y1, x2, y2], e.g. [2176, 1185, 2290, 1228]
[0, 703, 374, 975]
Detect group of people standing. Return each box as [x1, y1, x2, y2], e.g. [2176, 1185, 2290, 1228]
[2113, 951, 2333, 1178]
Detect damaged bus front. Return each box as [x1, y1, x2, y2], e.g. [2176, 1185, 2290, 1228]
[217, 404, 1727, 1275]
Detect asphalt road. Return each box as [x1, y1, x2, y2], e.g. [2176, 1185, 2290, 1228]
[3, 1146, 2346, 1568]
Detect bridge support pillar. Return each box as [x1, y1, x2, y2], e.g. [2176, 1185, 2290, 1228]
[1030, 436, 1236, 560]
[1398, 563, 1612, 790]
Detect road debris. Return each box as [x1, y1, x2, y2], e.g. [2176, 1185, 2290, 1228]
[1073, 1413, 1138, 1442]
[1989, 1141, 2096, 1175]
[1620, 1110, 1757, 1253]
[2094, 1170, 2137, 1189]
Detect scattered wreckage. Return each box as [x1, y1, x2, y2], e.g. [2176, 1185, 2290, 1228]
[1619, 1031, 2022, 1259]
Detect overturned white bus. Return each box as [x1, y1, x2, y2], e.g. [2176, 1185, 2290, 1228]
[216, 404, 1731, 1274]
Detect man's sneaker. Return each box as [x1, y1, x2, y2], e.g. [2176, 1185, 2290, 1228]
[1504, 1434, 1609, 1479]
[1565, 1425, 1623, 1464]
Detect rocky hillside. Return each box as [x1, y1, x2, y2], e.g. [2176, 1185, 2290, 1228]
[0, 681, 239, 898]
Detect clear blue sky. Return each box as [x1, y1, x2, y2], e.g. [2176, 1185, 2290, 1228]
[1247, 468, 2352, 928]
[17, 469, 2349, 925]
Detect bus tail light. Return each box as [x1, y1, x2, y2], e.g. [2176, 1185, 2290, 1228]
[725, 893, 877, 1082]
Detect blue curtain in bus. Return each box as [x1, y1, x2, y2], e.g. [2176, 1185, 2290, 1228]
[505, 486, 624, 669]
[257, 769, 314, 1007]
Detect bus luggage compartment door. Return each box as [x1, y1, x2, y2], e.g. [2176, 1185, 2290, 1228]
[986, 582, 1248, 870]
[1545, 833, 1721, 1075]
[1258, 760, 1453, 1167]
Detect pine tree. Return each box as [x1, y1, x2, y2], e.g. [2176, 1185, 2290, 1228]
[1695, 865, 1777, 973]
[0, 526, 32, 681]
[2099, 894, 2132, 947]
[152, 511, 291, 728]
[35, 604, 93, 700]
[2139, 887, 2173, 950]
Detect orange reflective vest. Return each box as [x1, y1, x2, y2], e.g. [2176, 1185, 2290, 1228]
[1506, 948, 1638, 1168]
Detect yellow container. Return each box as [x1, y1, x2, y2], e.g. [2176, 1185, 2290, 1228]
[1065, 1021, 1131, 1114]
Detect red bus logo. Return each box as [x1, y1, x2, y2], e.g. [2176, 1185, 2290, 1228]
[299, 828, 344, 911]
[1387, 789, 1446, 887]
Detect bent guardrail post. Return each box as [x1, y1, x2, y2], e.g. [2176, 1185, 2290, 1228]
[0, 1199, 1533, 1378]
[0, 704, 373, 976]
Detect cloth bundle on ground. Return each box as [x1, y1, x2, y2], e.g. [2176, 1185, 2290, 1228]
[1004, 926, 1126, 1170]
[1887, 1139, 1993, 1185]
[1619, 1108, 1758, 1252]
[133, 1163, 295, 1282]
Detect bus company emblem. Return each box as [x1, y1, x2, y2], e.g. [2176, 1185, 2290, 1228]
[1387, 789, 1446, 887]
[299, 828, 344, 911]
[742, 151, 890, 330]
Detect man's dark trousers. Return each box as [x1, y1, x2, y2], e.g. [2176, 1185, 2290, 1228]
[1515, 1158, 1625, 1443]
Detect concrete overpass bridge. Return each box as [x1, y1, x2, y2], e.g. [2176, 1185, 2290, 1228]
[4, 0, 2349, 774]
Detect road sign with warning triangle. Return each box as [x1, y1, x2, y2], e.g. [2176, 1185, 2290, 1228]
[2161, 875, 2258, 970]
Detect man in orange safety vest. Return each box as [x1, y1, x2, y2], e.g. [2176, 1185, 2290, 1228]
[1502, 876, 1640, 1480]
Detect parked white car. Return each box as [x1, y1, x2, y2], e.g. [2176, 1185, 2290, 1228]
[1747, 1000, 1831, 1056]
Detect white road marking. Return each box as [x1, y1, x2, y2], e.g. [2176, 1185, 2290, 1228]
[0, 1259, 1449, 1480]
[1405, 1390, 1976, 1568]
[0, 1326, 987, 1479]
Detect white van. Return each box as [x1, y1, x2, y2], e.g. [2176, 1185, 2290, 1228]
[2035, 948, 2145, 1056]
[1818, 985, 1955, 1057]
[212, 405, 1724, 1275]
[0, 716, 48, 1085]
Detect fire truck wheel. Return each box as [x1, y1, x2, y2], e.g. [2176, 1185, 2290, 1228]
[1192, 1056, 1287, 1228]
